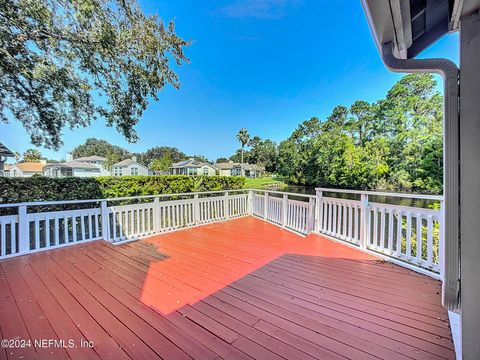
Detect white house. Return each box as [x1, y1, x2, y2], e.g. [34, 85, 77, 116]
[169, 159, 217, 176]
[43, 160, 104, 177]
[6, 161, 46, 177]
[215, 161, 265, 178]
[44, 154, 109, 177]
[111, 156, 151, 176]
[72, 155, 110, 175]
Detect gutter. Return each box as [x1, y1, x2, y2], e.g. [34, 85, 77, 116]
[382, 42, 460, 312]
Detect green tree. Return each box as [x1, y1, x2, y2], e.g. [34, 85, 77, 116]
[190, 155, 211, 164]
[248, 138, 278, 173]
[0, 0, 190, 149]
[22, 148, 42, 162]
[215, 157, 229, 163]
[236, 128, 250, 176]
[104, 152, 122, 171]
[150, 153, 173, 173]
[276, 74, 443, 194]
[72, 138, 130, 160]
[138, 146, 186, 167]
[346, 100, 376, 145]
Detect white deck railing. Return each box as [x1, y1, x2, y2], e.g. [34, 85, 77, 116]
[252, 190, 316, 235]
[315, 188, 444, 277]
[0, 187, 444, 277]
[0, 190, 250, 258]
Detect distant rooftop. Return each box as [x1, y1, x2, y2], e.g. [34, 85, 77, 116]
[171, 159, 213, 168]
[44, 160, 99, 170]
[112, 158, 139, 167]
[15, 162, 45, 172]
[75, 155, 107, 162]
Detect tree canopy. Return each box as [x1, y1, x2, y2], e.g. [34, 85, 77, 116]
[276, 74, 443, 194]
[0, 0, 190, 149]
[22, 148, 42, 162]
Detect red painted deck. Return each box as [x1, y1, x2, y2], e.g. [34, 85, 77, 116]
[0, 217, 454, 359]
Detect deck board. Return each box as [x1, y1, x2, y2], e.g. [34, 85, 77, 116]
[0, 217, 454, 359]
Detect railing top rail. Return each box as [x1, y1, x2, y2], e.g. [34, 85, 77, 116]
[0, 186, 442, 208]
[252, 189, 316, 199]
[0, 189, 249, 208]
[315, 187, 443, 201]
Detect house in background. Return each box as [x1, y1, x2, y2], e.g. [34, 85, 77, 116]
[6, 161, 46, 177]
[44, 160, 104, 177]
[169, 159, 217, 176]
[112, 156, 151, 176]
[0, 142, 16, 176]
[216, 161, 265, 178]
[72, 155, 110, 175]
[44, 154, 109, 177]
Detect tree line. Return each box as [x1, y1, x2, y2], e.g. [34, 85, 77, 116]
[276, 73, 443, 194]
[71, 138, 209, 172]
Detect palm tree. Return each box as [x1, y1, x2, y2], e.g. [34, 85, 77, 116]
[22, 148, 42, 163]
[236, 128, 250, 176]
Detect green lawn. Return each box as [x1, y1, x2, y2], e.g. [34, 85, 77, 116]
[243, 176, 288, 190]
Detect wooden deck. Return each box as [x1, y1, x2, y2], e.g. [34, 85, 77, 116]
[0, 217, 454, 359]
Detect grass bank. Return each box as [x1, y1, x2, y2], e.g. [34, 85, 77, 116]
[243, 176, 287, 190]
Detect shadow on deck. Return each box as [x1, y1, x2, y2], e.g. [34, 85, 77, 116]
[0, 217, 454, 359]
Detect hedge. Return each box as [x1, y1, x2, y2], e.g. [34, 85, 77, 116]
[0, 175, 246, 204]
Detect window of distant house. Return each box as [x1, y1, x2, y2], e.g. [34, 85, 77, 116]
[203, 167, 209, 176]
[13, 170, 17, 177]
[131, 167, 138, 176]
[188, 168, 196, 176]
[114, 167, 122, 176]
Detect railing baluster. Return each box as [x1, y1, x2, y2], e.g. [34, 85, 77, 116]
[380, 208, 386, 250]
[45, 218, 51, 247]
[395, 211, 402, 256]
[1, 223, 5, 256]
[80, 214, 86, 241]
[35, 218, 40, 249]
[11, 219, 16, 254]
[427, 215, 434, 268]
[406, 213, 412, 259]
[387, 210, 394, 254]
[416, 213, 423, 264]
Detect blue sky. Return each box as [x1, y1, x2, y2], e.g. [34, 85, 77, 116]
[2, 0, 459, 162]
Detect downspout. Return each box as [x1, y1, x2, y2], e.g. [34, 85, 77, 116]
[382, 42, 460, 312]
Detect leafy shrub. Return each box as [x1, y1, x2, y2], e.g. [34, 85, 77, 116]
[0, 176, 245, 203]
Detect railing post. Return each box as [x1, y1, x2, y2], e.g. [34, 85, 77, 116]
[282, 194, 288, 228]
[194, 194, 200, 225]
[153, 197, 160, 233]
[224, 191, 229, 219]
[359, 193, 369, 249]
[100, 200, 110, 241]
[247, 190, 253, 215]
[263, 191, 269, 220]
[308, 197, 316, 233]
[439, 198, 445, 279]
[315, 190, 323, 232]
[18, 205, 30, 253]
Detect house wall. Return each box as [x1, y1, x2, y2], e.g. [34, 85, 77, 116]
[72, 168, 102, 177]
[198, 165, 216, 176]
[171, 166, 217, 176]
[113, 163, 150, 176]
[219, 169, 232, 176]
[7, 166, 24, 177]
